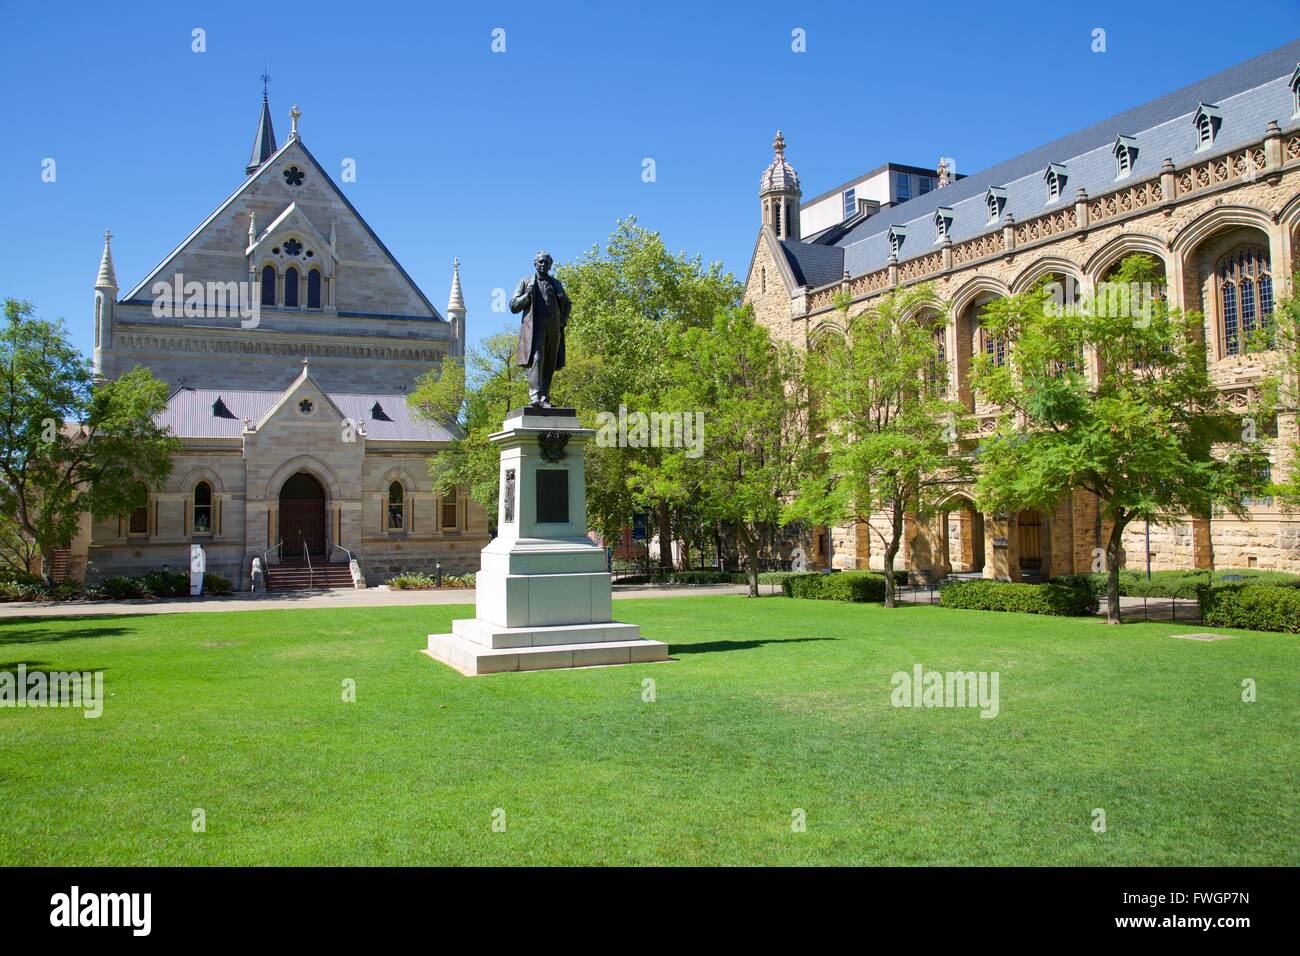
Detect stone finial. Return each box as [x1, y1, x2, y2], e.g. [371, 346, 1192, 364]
[447, 257, 465, 316]
[289, 104, 301, 137]
[248, 212, 256, 244]
[773, 130, 786, 157]
[937, 158, 950, 188]
[328, 221, 337, 255]
[302, 355, 310, 368]
[95, 229, 118, 290]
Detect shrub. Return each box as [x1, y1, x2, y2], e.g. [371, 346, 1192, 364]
[1077, 568, 1300, 599]
[98, 576, 146, 600]
[1199, 584, 1300, 633]
[388, 571, 474, 590]
[389, 572, 437, 590]
[203, 573, 233, 595]
[666, 570, 747, 585]
[140, 570, 189, 598]
[941, 578, 1098, 616]
[0, 580, 44, 602]
[757, 571, 798, 586]
[782, 571, 887, 603]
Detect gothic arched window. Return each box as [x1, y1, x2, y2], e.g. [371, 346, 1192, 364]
[284, 267, 299, 308]
[1218, 246, 1273, 357]
[307, 268, 322, 309]
[388, 481, 404, 530]
[927, 323, 947, 397]
[261, 265, 276, 307]
[193, 481, 212, 535]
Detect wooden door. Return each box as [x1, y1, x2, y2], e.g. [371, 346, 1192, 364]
[1018, 510, 1043, 571]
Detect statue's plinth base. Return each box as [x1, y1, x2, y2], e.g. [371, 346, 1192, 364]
[424, 408, 668, 676]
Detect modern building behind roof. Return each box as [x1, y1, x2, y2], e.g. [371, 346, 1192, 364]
[64, 90, 487, 589]
[744, 40, 1300, 579]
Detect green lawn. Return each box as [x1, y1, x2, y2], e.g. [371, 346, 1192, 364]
[0, 597, 1294, 865]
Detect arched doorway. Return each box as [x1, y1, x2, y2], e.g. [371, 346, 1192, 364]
[939, 497, 985, 574]
[280, 471, 326, 557]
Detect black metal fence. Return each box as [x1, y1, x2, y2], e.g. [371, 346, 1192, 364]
[894, 581, 1203, 622]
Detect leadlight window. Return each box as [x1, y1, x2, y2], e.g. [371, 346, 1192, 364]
[927, 326, 947, 397]
[129, 484, 149, 535]
[193, 481, 212, 534]
[261, 265, 276, 306]
[307, 268, 322, 309]
[284, 266, 299, 308]
[388, 482, 404, 530]
[1218, 246, 1273, 357]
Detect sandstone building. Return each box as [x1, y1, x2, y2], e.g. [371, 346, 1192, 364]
[744, 41, 1300, 579]
[65, 91, 488, 588]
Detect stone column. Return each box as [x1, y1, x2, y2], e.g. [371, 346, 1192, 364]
[984, 512, 1021, 582]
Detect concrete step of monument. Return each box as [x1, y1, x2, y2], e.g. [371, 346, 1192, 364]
[425, 632, 669, 676]
[451, 617, 641, 649]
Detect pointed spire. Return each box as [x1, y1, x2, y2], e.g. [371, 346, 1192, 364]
[95, 230, 118, 290]
[245, 80, 277, 177]
[447, 258, 465, 315]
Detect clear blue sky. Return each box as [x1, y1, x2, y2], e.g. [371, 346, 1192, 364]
[2, 1, 1298, 360]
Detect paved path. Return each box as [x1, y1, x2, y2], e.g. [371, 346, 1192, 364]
[0, 583, 753, 619]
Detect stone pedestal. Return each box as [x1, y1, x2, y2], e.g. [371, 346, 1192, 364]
[424, 407, 669, 675]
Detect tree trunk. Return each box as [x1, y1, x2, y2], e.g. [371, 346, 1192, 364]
[1105, 518, 1129, 625]
[38, 542, 56, 588]
[740, 528, 760, 598]
[882, 500, 905, 608]
[656, 501, 673, 574]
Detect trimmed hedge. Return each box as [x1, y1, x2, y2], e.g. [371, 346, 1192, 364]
[940, 578, 1099, 616]
[1081, 568, 1300, 598]
[782, 571, 888, 603]
[1199, 584, 1300, 633]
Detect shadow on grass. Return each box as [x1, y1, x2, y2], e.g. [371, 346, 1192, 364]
[0, 617, 135, 646]
[671, 637, 837, 655]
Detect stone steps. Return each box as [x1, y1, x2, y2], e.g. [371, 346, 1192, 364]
[266, 560, 354, 591]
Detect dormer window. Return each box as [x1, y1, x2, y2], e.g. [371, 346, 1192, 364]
[1193, 103, 1221, 151]
[888, 225, 907, 258]
[986, 186, 1007, 223]
[1291, 64, 1300, 117]
[1113, 136, 1138, 179]
[1044, 164, 1068, 204]
[934, 207, 953, 243]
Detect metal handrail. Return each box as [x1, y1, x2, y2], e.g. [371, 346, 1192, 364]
[302, 537, 313, 590]
[262, 539, 283, 564]
[326, 538, 353, 564]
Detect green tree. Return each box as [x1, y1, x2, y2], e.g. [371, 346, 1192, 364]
[408, 328, 526, 531]
[0, 298, 178, 582]
[785, 285, 973, 607]
[1254, 273, 1300, 510]
[657, 306, 808, 596]
[558, 217, 740, 562]
[970, 255, 1268, 624]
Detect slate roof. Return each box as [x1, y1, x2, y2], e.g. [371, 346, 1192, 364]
[790, 39, 1300, 285]
[159, 387, 456, 442]
[779, 239, 844, 288]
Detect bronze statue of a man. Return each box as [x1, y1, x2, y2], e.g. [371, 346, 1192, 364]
[510, 250, 572, 408]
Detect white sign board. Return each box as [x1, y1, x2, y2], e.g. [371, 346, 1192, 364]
[190, 544, 206, 596]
